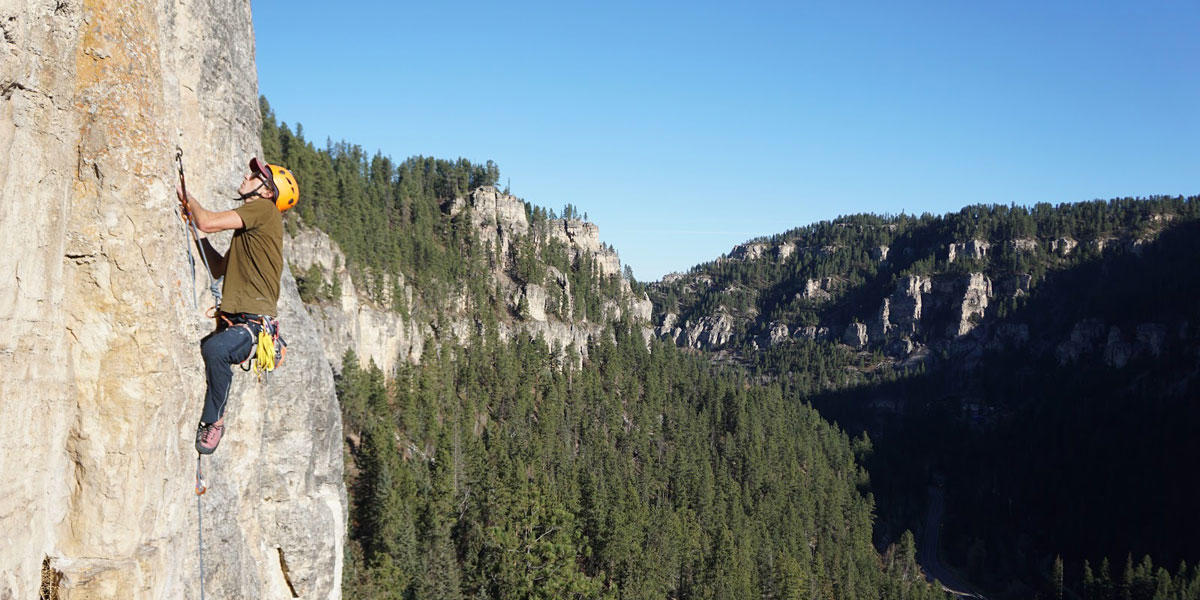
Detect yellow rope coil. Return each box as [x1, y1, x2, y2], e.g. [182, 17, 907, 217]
[252, 328, 276, 375]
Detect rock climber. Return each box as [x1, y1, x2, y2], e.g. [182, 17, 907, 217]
[177, 157, 298, 454]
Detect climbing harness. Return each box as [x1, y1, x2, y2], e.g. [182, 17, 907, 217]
[249, 316, 287, 376]
[219, 312, 288, 380]
[176, 147, 222, 317]
[195, 454, 207, 600]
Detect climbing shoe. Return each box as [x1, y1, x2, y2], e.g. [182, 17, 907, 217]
[195, 421, 225, 455]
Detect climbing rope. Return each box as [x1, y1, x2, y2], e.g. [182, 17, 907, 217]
[196, 454, 207, 600]
[179, 146, 213, 599]
[179, 211, 198, 310]
[176, 147, 222, 315]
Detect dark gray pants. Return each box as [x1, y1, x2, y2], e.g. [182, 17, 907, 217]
[199, 321, 259, 424]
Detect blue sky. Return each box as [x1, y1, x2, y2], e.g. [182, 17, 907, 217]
[252, 1, 1198, 281]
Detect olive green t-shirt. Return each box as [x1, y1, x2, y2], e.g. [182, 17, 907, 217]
[221, 199, 283, 316]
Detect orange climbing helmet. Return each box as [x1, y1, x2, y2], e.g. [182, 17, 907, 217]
[249, 157, 299, 212]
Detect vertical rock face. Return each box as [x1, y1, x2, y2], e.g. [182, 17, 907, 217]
[888, 275, 932, 334]
[678, 313, 735, 349]
[0, 1, 344, 598]
[729, 242, 766, 261]
[777, 242, 796, 260]
[1051, 237, 1078, 256]
[957, 273, 992, 336]
[470, 185, 529, 262]
[843, 322, 869, 349]
[800, 277, 838, 302]
[556, 217, 622, 276]
[522, 283, 549, 321]
[286, 228, 428, 373]
[948, 239, 989, 263]
[869, 298, 891, 342]
[765, 322, 790, 346]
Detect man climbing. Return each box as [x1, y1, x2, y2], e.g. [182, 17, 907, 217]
[177, 157, 298, 454]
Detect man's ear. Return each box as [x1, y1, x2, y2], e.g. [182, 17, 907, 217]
[260, 187, 276, 200]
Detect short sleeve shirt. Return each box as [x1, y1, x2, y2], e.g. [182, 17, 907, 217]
[220, 199, 283, 316]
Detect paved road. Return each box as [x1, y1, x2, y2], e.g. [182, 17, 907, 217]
[919, 485, 987, 599]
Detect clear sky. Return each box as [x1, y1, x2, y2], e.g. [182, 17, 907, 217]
[251, 1, 1197, 281]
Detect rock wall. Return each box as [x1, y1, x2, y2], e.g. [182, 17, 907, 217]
[0, 1, 344, 598]
[286, 228, 428, 375]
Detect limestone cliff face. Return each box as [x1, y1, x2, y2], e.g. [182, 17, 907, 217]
[288, 186, 652, 375]
[286, 229, 428, 375]
[0, 1, 344, 598]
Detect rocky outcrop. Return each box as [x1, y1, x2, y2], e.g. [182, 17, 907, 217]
[287, 228, 428, 374]
[629, 294, 653, 322]
[1009, 238, 1038, 254]
[684, 313, 736, 349]
[650, 206, 1196, 376]
[1056, 319, 1107, 364]
[797, 326, 831, 341]
[1051, 237, 1078, 255]
[656, 313, 683, 345]
[1092, 237, 1116, 252]
[658, 312, 737, 350]
[888, 275, 932, 335]
[948, 240, 989, 262]
[843, 322, 869, 349]
[957, 273, 992, 336]
[765, 322, 791, 347]
[800, 277, 839, 302]
[869, 298, 891, 341]
[996, 273, 1033, 299]
[549, 216, 622, 277]
[886, 336, 914, 356]
[0, 2, 344, 598]
[521, 283, 549, 321]
[469, 186, 529, 260]
[729, 242, 767, 261]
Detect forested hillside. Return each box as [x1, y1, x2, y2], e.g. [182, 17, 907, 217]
[650, 197, 1198, 359]
[653, 198, 1200, 599]
[261, 97, 634, 329]
[261, 100, 949, 599]
[338, 330, 946, 599]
